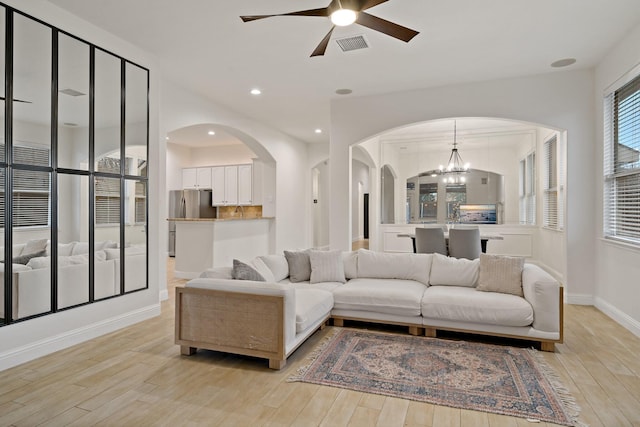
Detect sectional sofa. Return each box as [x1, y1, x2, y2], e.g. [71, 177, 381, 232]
[0, 240, 147, 320]
[175, 249, 563, 369]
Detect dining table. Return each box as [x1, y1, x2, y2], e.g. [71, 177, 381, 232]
[397, 231, 504, 254]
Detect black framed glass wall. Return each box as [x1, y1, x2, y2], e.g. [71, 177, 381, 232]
[0, 4, 149, 326]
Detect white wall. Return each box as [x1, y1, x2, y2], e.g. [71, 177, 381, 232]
[160, 80, 309, 256]
[166, 142, 191, 190]
[330, 70, 596, 303]
[594, 23, 640, 336]
[0, 0, 161, 370]
[189, 144, 256, 167]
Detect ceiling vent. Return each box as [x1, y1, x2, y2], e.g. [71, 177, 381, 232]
[335, 35, 369, 52]
[60, 88, 86, 97]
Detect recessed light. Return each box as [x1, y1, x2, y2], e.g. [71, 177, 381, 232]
[335, 88, 353, 95]
[250, 88, 262, 95]
[208, 131, 215, 136]
[166, 136, 170, 140]
[551, 58, 576, 68]
[315, 129, 322, 134]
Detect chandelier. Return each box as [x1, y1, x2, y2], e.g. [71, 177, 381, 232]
[426, 121, 470, 184]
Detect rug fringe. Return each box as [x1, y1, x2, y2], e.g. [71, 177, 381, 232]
[287, 328, 342, 383]
[528, 349, 588, 427]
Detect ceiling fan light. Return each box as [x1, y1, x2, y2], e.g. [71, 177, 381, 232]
[331, 9, 357, 26]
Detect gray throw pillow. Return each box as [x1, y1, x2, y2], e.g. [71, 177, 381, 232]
[284, 250, 311, 283]
[232, 259, 265, 281]
[12, 249, 47, 265]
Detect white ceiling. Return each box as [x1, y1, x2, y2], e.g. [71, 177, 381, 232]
[46, 0, 640, 144]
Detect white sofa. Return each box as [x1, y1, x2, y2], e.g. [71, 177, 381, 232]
[0, 241, 146, 320]
[175, 249, 563, 369]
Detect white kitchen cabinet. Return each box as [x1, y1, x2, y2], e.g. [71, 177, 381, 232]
[209, 164, 253, 206]
[182, 167, 211, 189]
[238, 164, 253, 205]
[225, 166, 238, 205]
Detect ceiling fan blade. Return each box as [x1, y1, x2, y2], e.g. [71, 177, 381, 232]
[0, 96, 31, 103]
[241, 8, 329, 22]
[310, 26, 336, 57]
[357, 0, 390, 11]
[355, 11, 419, 42]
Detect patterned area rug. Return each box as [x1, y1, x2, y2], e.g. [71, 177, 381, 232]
[289, 328, 584, 426]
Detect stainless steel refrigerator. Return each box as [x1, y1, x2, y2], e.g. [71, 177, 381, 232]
[168, 189, 216, 256]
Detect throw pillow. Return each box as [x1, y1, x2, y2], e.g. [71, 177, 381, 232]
[258, 254, 289, 282]
[429, 253, 479, 287]
[12, 249, 47, 265]
[284, 250, 311, 283]
[251, 257, 277, 283]
[232, 259, 266, 281]
[342, 251, 358, 279]
[309, 250, 346, 284]
[23, 239, 48, 256]
[477, 254, 525, 297]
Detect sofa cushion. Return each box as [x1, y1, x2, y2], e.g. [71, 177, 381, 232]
[309, 250, 346, 284]
[295, 289, 333, 333]
[421, 286, 533, 327]
[332, 278, 427, 316]
[356, 249, 432, 286]
[259, 254, 289, 282]
[429, 253, 479, 287]
[23, 239, 48, 256]
[477, 254, 525, 297]
[232, 259, 265, 281]
[284, 250, 311, 283]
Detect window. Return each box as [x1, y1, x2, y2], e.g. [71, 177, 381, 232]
[446, 184, 466, 221]
[519, 152, 535, 225]
[95, 157, 121, 225]
[543, 136, 564, 230]
[604, 71, 640, 245]
[419, 183, 437, 219]
[0, 144, 51, 228]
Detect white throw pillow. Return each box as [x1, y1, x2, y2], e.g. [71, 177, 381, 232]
[71, 242, 89, 255]
[23, 239, 48, 256]
[58, 242, 76, 256]
[356, 249, 432, 286]
[309, 250, 346, 284]
[258, 254, 289, 282]
[429, 253, 479, 287]
[251, 257, 276, 283]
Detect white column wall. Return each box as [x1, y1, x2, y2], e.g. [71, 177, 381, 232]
[330, 70, 596, 301]
[594, 23, 640, 337]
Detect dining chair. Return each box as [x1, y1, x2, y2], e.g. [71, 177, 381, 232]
[415, 227, 448, 255]
[448, 228, 481, 259]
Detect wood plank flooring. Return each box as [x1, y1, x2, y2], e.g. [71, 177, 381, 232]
[0, 258, 638, 426]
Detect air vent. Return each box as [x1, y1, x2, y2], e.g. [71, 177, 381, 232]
[335, 35, 369, 52]
[60, 88, 86, 97]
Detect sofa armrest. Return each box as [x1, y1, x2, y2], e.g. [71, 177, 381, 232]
[522, 264, 562, 335]
[176, 278, 296, 368]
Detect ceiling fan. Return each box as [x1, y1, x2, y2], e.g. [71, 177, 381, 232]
[240, 0, 419, 57]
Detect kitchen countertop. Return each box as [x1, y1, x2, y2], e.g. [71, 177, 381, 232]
[167, 217, 274, 222]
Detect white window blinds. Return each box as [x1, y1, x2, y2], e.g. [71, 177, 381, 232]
[604, 72, 640, 246]
[543, 135, 564, 230]
[0, 144, 51, 228]
[519, 152, 535, 225]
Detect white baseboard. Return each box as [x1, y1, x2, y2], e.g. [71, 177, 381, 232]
[594, 297, 640, 339]
[0, 304, 160, 372]
[159, 289, 169, 301]
[566, 294, 594, 305]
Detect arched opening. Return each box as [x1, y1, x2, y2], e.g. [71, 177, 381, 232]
[355, 117, 567, 280]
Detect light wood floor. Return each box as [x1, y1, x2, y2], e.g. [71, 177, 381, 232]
[0, 260, 639, 427]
